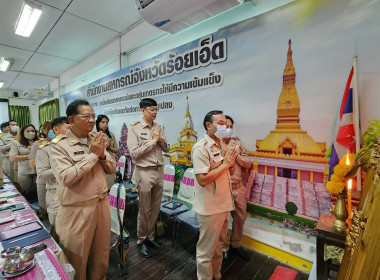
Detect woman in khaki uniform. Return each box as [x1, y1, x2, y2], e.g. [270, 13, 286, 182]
[96, 115, 118, 189]
[9, 124, 39, 193]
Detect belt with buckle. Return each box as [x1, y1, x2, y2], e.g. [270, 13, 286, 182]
[231, 184, 241, 189]
[62, 192, 108, 207]
[136, 165, 163, 171]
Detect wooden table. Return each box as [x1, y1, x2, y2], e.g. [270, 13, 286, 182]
[316, 214, 348, 280]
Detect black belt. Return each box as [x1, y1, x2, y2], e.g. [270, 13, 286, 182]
[136, 166, 163, 171]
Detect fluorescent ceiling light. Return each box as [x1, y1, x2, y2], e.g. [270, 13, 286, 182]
[15, 0, 43, 37]
[0, 82, 4, 88]
[0, 58, 14, 72]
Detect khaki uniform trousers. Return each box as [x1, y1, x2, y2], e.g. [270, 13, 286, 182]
[56, 198, 111, 280]
[223, 183, 247, 250]
[46, 188, 59, 241]
[13, 162, 18, 184]
[2, 156, 14, 182]
[0, 153, 3, 185]
[135, 166, 163, 244]
[196, 211, 230, 280]
[37, 183, 47, 215]
[17, 173, 36, 194]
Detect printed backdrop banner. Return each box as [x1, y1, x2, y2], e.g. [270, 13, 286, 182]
[61, 0, 380, 153]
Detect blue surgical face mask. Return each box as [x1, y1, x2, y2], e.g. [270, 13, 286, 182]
[226, 128, 234, 138]
[212, 124, 227, 139]
[47, 130, 56, 139]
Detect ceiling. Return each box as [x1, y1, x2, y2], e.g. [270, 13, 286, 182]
[0, 0, 141, 96]
[0, 0, 290, 100]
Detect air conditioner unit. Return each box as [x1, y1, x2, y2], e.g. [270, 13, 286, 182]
[135, 0, 250, 34]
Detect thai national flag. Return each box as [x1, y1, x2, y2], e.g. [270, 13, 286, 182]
[329, 67, 356, 179]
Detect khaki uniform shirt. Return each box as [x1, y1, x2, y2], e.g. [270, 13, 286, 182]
[229, 137, 252, 187]
[0, 133, 15, 156]
[191, 134, 234, 216]
[9, 141, 36, 175]
[36, 141, 56, 188]
[127, 119, 170, 167]
[49, 129, 116, 206]
[106, 131, 118, 160]
[28, 139, 44, 161]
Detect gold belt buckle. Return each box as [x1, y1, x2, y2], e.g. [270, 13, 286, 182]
[99, 193, 108, 201]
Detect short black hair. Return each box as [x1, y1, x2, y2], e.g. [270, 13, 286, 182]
[139, 98, 157, 109]
[66, 99, 90, 117]
[225, 115, 234, 124]
[51, 117, 69, 129]
[8, 120, 15, 123]
[1, 122, 9, 129]
[203, 110, 223, 130]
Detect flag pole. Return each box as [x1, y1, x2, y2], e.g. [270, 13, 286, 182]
[353, 56, 361, 191]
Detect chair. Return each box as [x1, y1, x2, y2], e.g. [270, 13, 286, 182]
[159, 166, 190, 219]
[116, 155, 126, 181]
[109, 182, 129, 275]
[161, 164, 175, 203]
[172, 168, 199, 248]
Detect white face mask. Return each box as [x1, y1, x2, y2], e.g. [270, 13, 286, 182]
[11, 125, 19, 133]
[212, 124, 227, 139]
[24, 132, 35, 140]
[226, 128, 234, 138]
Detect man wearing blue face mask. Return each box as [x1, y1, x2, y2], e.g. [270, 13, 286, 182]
[192, 110, 238, 280]
[222, 115, 252, 262]
[0, 120, 19, 182]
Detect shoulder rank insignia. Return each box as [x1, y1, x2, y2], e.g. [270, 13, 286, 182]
[131, 121, 139, 126]
[0, 133, 3, 138]
[51, 134, 63, 144]
[38, 140, 48, 149]
[35, 138, 44, 143]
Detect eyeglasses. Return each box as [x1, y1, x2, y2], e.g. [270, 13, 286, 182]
[145, 108, 158, 113]
[74, 114, 96, 120]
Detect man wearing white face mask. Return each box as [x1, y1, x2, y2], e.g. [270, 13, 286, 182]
[222, 115, 252, 262]
[0, 120, 19, 182]
[192, 110, 237, 280]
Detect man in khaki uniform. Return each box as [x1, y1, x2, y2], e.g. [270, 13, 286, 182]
[50, 100, 116, 280]
[192, 110, 237, 280]
[127, 98, 170, 258]
[29, 137, 47, 219]
[0, 120, 19, 182]
[222, 116, 252, 261]
[36, 117, 70, 241]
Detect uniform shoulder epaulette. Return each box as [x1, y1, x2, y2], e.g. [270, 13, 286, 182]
[51, 134, 64, 144]
[13, 139, 19, 143]
[131, 121, 139, 126]
[35, 138, 44, 143]
[0, 133, 3, 138]
[38, 140, 48, 149]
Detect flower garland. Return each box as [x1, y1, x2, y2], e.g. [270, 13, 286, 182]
[326, 162, 351, 194]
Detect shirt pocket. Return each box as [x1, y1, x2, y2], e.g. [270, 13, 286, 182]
[70, 149, 87, 163]
[139, 133, 152, 144]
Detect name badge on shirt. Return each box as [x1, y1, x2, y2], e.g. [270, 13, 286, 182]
[141, 133, 147, 135]
[74, 151, 85, 155]
[213, 152, 223, 162]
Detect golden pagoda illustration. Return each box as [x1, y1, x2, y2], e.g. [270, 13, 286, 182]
[253, 39, 328, 183]
[169, 96, 198, 166]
